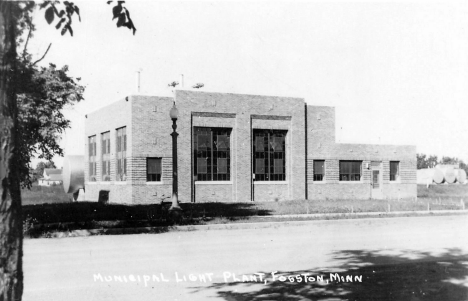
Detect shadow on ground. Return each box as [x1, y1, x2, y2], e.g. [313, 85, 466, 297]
[22, 201, 272, 236]
[193, 248, 468, 301]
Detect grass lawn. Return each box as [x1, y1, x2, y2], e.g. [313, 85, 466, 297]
[22, 184, 71, 206]
[22, 184, 467, 237]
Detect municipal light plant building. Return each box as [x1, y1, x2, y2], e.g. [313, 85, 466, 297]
[84, 90, 417, 204]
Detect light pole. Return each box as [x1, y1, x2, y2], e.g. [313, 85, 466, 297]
[169, 102, 182, 211]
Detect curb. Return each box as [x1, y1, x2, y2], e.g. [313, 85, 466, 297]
[28, 209, 468, 239]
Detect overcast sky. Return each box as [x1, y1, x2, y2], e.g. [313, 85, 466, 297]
[27, 0, 468, 168]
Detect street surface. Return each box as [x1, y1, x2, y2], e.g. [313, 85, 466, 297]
[23, 215, 468, 300]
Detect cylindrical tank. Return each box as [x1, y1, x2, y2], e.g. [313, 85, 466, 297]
[458, 169, 467, 184]
[432, 168, 444, 184]
[63, 155, 85, 193]
[443, 166, 457, 184]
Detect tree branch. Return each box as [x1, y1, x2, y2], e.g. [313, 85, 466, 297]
[32, 43, 52, 66]
[22, 20, 33, 60]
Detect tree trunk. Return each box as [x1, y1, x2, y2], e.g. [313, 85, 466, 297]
[0, 2, 23, 301]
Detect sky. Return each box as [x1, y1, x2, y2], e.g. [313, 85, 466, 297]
[26, 0, 468, 168]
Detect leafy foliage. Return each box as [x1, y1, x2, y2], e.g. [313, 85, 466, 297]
[168, 81, 179, 88]
[192, 83, 204, 89]
[39, 1, 81, 36]
[15, 57, 84, 188]
[107, 1, 136, 34]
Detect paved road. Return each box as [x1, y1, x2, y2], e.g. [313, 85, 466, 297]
[23, 215, 468, 300]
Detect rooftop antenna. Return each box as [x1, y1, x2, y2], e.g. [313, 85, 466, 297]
[136, 68, 142, 93]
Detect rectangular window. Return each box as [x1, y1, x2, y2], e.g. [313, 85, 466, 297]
[147, 158, 162, 181]
[88, 136, 96, 181]
[101, 132, 111, 181]
[194, 127, 231, 181]
[116, 127, 127, 181]
[339, 161, 362, 181]
[253, 130, 287, 181]
[313, 160, 325, 181]
[390, 161, 399, 181]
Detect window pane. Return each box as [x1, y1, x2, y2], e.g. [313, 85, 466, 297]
[198, 135, 210, 149]
[255, 158, 265, 174]
[148, 158, 161, 174]
[314, 160, 324, 175]
[197, 158, 207, 174]
[274, 159, 283, 174]
[255, 136, 265, 151]
[217, 158, 227, 174]
[216, 135, 229, 150]
[272, 136, 284, 151]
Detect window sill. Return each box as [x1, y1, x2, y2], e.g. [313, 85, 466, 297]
[254, 181, 288, 185]
[339, 181, 364, 184]
[195, 181, 232, 185]
[389, 181, 402, 184]
[146, 182, 164, 185]
[312, 181, 327, 184]
[114, 181, 127, 185]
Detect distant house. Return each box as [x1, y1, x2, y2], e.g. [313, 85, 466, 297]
[38, 169, 63, 186]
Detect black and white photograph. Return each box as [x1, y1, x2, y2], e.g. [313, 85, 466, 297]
[0, 1, 467, 300]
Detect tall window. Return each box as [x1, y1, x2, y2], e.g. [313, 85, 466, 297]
[101, 132, 111, 181]
[88, 136, 96, 181]
[339, 161, 361, 181]
[194, 127, 231, 181]
[390, 161, 399, 181]
[116, 127, 127, 181]
[253, 130, 287, 181]
[314, 160, 325, 181]
[147, 158, 162, 181]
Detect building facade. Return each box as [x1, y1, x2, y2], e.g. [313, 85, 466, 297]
[84, 90, 416, 204]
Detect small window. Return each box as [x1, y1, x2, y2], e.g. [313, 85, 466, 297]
[101, 132, 111, 181]
[314, 160, 325, 181]
[390, 161, 399, 181]
[147, 158, 162, 181]
[116, 127, 127, 181]
[88, 136, 96, 181]
[340, 161, 362, 181]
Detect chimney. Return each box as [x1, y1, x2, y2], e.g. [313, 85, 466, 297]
[180, 74, 184, 88]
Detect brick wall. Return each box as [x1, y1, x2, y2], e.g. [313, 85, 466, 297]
[84, 97, 132, 203]
[175, 90, 306, 203]
[83, 91, 417, 204]
[306, 105, 417, 200]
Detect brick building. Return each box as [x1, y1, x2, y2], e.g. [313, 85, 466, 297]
[84, 90, 416, 204]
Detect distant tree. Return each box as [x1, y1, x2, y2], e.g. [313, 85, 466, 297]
[440, 156, 458, 165]
[460, 160, 468, 174]
[35, 161, 57, 178]
[427, 155, 438, 168]
[416, 153, 427, 169]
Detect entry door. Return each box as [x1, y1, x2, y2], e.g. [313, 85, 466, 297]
[371, 162, 383, 199]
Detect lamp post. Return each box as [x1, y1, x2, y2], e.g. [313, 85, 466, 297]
[169, 102, 182, 211]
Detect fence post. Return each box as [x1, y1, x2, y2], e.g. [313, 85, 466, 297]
[461, 199, 465, 210]
[427, 203, 430, 211]
[388, 204, 391, 213]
